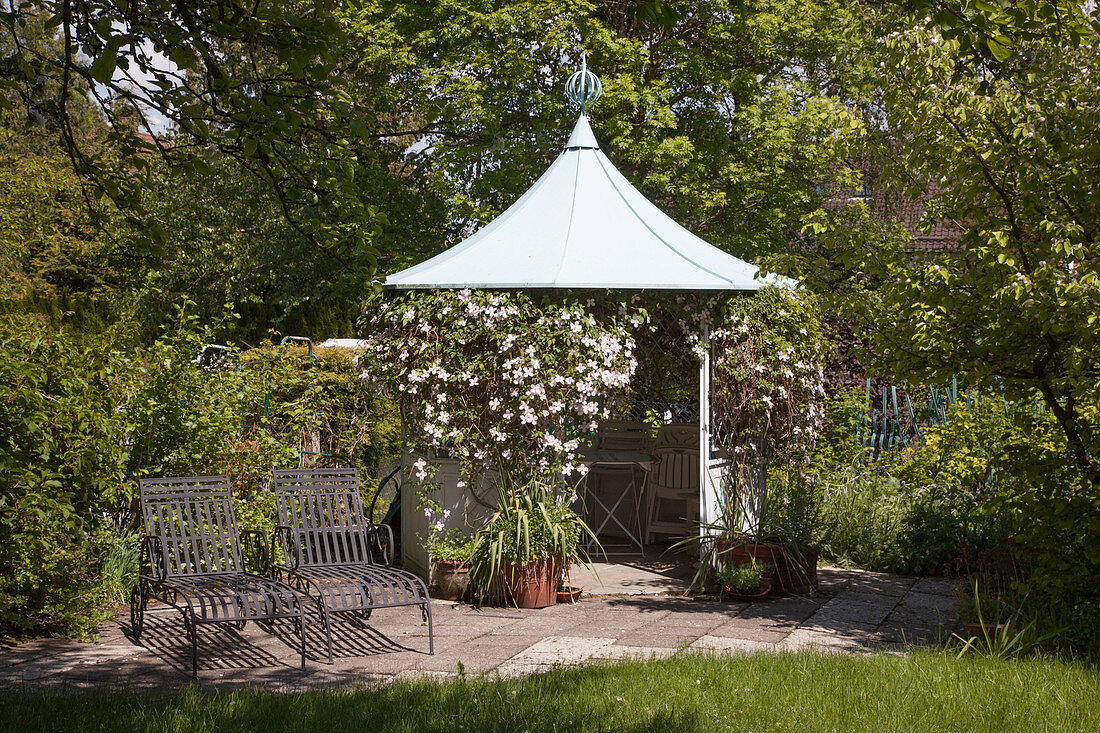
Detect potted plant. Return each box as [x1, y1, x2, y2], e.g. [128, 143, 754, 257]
[760, 469, 831, 596]
[674, 472, 782, 595]
[717, 561, 773, 601]
[427, 530, 476, 601]
[469, 474, 594, 609]
[714, 534, 782, 590]
[679, 467, 827, 597]
[556, 584, 584, 604]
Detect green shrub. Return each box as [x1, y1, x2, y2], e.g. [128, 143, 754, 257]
[0, 495, 114, 638]
[813, 392, 1019, 576]
[0, 309, 400, 638]
[426, 530, 477, 563]
[124, 311, 400, 535]
[812, 386, 1100, 656]
[1060, 599, 1100, 661]
[817, 465, 907, 570]
[818, 467, 1012, 577]
[717, 561, 770, 592]
[0, 314, 130, 637]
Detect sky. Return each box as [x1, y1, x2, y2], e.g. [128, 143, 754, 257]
[110, 35, 177, 134]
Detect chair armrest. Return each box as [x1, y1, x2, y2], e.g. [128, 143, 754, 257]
[241, 530, 270, 576]
[367, 523, 395, 566]
[141, 535, 168, 581]
[271, 526, 300, 571]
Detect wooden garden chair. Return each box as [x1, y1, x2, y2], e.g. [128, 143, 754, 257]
[271, 467, 434, 663]
[645, 446, 700, 543]
[130, 476, 306, 678]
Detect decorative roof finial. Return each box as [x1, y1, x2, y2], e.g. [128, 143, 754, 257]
[565, 53, 602, 114]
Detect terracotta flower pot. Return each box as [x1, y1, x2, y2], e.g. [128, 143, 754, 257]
[556, 585, 583, 604]
[776, 549, 819, 596]
[722, 581, 772, 602]
[717, 540, 782, 590]
[502, 559, 559, 609]
[964, 621, 1006, 639]
[433, 559, 471, 601]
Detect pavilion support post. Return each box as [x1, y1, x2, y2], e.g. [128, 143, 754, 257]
[698, 325, 720, 563]
[398, 405, 415, 571]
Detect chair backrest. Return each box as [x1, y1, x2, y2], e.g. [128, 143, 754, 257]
[655, 424, 699, 450]
[597, 421, 651, 451]
[138, 476, 243, 577]
[273, 468, 374, 567]
[652, 448, 700, 490]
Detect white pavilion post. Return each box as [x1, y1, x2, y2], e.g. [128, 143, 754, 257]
[698, 324, 720, 561]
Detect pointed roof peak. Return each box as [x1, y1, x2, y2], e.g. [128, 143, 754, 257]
[384, 63, 797, 292]
[565, 115, 599, 150]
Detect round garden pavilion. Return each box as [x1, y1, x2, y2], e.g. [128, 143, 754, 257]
[384, 65, 793, 574]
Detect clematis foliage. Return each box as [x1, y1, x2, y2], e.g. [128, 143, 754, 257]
[361, 289, 639, 514]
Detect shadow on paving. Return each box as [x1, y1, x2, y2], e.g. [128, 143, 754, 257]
[128, 606, 419, 677]
[605, 593, 824, 619]
[0, 566, 961, 691]
[266, 610, 422, 663]
[126, 611, 303, 677]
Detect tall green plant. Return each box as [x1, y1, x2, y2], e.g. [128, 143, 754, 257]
[468, 476, 595, 604]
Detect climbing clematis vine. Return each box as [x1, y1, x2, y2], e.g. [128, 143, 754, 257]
[361, 289, 639, 506]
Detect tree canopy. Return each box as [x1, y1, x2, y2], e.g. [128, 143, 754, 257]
[2, 0, 869, 340]
[787, 1, 1100, 489]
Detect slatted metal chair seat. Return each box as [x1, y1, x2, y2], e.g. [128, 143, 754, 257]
[131, 476, 306, 678]
[162, 573, 304, 623]
[272, 468, 434, 663]
[288, 564, 430, 610]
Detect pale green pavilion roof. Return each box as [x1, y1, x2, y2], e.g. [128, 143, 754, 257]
[385, 115, 792, 291]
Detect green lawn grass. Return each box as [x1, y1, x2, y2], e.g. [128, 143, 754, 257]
[3, 650, 1099, 732]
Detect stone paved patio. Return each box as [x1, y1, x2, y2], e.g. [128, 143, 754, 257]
[0, 567, 961, 692]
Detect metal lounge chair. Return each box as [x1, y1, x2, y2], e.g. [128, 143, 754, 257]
[130, 476, 306, 678]
[271, 467, 434, 663]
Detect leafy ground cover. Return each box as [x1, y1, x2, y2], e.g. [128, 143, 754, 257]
[3, 651, 1098, 732]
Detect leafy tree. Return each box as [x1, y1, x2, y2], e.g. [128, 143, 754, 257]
[0, 121, 105, 297]
[1, 0, 389, 272]
[123, 148, 445, 344]
[782, 0, 1100, 614]
[371, 0, 868, 261]
[812, 1, 1100, 482]
[0, 109, 122, 335]
[2, 0, 870, 292]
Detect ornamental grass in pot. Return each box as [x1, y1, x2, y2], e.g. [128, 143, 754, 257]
[469, 475, 595, 609]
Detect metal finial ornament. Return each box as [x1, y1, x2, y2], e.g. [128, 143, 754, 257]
[565, 54, 602, 114]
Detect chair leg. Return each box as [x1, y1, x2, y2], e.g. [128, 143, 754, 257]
[296, 615, 306, 670]
[424, 602, 434, 655]
[130, 581, 145, 639]
[645, 490, 658, 544]
[318, 599, 334, 664]
[184, 612, 199, 680]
